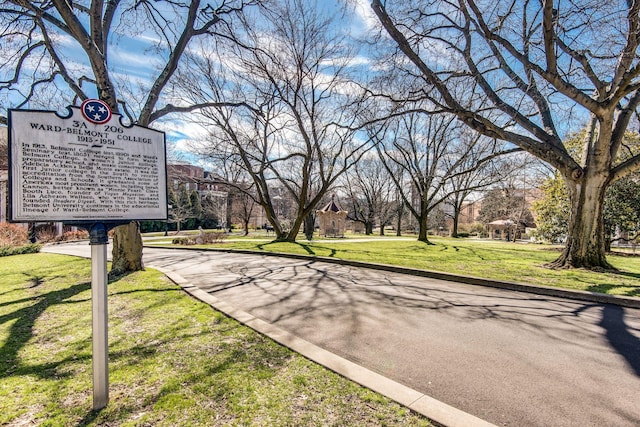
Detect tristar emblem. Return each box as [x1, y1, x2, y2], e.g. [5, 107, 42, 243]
[81, 99, 112, 124]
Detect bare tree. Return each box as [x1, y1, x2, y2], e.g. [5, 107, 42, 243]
[166, 183, 195, 233]
[370, 0, 640, 269]
[373, 110, 517, 242]
[478, 185, 536, 242]
[0, 0, 255, 273]
[168, 205, 194, 234]
[200, 192, 226, 228]
[444, 132, 525, 237]
[191, 0, 370, 242]
[341, 156, 399, 235]
[229, 186, 257, 235]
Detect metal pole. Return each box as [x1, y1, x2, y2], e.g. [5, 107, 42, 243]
[90, 223, 109, 410]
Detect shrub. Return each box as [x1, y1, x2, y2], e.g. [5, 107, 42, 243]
[172, 232, 228, 245]
[0, 222, 28, 246]
[55, 230, 89, 242]
[172, 237, 194, 245]
[36, 225, 58, 243]
[469, 222, 487, 235]
[201, 232, 228, 244]
[0, 243, 42, 257]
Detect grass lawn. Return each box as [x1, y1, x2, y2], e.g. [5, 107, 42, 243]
[147, 235, 640, 297]
[0, 253, 430, 426]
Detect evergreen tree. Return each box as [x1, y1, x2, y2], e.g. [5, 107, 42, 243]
[604, 177, 640, 248]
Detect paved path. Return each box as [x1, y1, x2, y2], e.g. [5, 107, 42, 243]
[44, 243, 640, 426]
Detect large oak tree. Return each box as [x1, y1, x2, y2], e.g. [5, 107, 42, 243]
[370, 0, 640, 269]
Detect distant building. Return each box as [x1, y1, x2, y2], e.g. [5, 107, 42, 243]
[167, 163, 229, 227]
[168, 163, 228, 195]
[459, 199, 482, 225]
[478, 186, 541, 240]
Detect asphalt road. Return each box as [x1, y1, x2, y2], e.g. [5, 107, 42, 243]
[44, 243, 640, 426]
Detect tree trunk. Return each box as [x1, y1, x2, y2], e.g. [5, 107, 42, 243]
[379, 223, 385, 236]
[304, 214, 315, 240]
[451, 208, 460, 238]
[548, 173, 613, 269]
[282, 213, 305, 242]
[417, 214, 430, 243]
[284, 224, 300, 242]
[261, 200, 285, 240]
[365, 222, 374, 235]
[111, 222, 144, 275]
[396, 202, 404, 236]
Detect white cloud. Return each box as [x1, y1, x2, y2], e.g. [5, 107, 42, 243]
[133, 33, 166, 46]
[152, 119, 209, 161]
[351, 0, 381, 35]
[111, 48, 161, 70]
[48, 31, 77, 47]
[321, 55, 371, 69]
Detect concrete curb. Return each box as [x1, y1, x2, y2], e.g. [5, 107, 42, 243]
[152, 265, 497, 427]
[145, 245, 640, 309]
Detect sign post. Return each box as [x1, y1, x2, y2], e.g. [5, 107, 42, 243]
[90, 223, 109, 409]
[8, 101, 167, 410]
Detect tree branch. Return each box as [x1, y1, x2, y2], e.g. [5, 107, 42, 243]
[149, 101, 262, 123]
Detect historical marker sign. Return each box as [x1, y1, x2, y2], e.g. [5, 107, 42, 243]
[8, 102, 168, 410]
[8, 103, 167, 222]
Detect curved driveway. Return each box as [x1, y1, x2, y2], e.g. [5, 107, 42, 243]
[45, 243, 640, 426]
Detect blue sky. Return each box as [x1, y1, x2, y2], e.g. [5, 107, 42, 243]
[6, 0, 377, 163]
[2, 0, 595, 164]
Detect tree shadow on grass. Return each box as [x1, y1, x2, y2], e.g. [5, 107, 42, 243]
[75, 407, 104, 427]
[0, 281, 92, 379]
[24, 272, 49, 288]
[255, 241, 339, 257]
[294, 243, 316, 256]
[1, 272, 221, 425]
[0, 271, 140, 381]
[587, 283, 640, 297]
[256, 240, 283, 251]
[298, 243, 340, 257]
[611, 270, 640, 280]
[76, 320, 292, 425]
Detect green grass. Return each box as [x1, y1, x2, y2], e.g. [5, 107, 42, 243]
[0, 253, 430, 426]
[150, 236, 640, 297]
